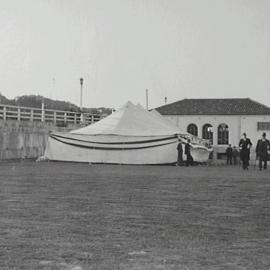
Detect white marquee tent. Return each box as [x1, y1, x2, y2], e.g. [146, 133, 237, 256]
[44, 101, 211, 164]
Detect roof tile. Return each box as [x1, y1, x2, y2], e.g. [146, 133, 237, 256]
[155, 98, 270, 115]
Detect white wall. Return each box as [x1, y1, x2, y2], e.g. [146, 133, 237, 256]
[164, 114, 270, 158]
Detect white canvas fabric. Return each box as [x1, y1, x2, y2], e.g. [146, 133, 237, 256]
[149, 109, 184, 132]
[71, 101, 179, 136]
[44, 101, 211, 164]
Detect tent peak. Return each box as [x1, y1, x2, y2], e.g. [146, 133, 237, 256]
[70, 100, 180, 136]
[121, 101, 135, 108]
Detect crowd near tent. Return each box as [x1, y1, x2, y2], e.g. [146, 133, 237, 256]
[44, 101, 211, 164]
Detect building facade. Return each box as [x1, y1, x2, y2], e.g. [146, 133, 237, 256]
[156, 98, 270, 159]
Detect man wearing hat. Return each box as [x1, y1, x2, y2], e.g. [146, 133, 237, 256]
[239, 133, 252, 170]
[185, 139, 193, 166]
[177, 138, 184, 166]
[255, 132, 270, 170]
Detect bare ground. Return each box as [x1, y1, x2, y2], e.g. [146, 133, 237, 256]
[0, 161, 270, 270]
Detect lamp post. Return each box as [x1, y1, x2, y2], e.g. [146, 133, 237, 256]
[80, 77, 84, 112]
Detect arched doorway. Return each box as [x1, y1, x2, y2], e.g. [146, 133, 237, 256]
[202, 124, 213, 145]
[187, 123, 198, 136]
[218, 123, 229, 145]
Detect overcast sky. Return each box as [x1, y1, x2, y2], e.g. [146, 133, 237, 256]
[0, 0, 270, 109]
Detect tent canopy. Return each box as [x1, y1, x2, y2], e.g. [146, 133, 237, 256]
[71, 101, 180, 136]
[150, 109, 190, 135]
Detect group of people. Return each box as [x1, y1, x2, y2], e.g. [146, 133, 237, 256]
[177, 132, 270, 170]
[239, 132, 270, 170]
[177, 138, 193, 167]
[227, 132, 270, 170]
[225, 145, 239, 165]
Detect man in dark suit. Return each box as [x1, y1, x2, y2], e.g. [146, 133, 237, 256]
[239, 133, 252, 170]
[256, 132, 270, 170]
[185, 139, 193, 167]
[232, 146, 239, 165]
[226, 144, 233, 165]
[177, 138, 184, 166]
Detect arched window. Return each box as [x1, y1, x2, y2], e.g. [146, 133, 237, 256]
[202, 124, 213, 145]
[187, 123, 198, 136]
[218, 124, 229, 145]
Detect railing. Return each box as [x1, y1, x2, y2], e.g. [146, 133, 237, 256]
[0, 104, 101, 126]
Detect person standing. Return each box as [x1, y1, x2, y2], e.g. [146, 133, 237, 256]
[255, 132, 270, 170]
[232, 146, 239, 165]
[226, 144, 233, 165]
[185, 139, 193, 167]
[177, 138, 184, 166]
[239, 133, 252, 170]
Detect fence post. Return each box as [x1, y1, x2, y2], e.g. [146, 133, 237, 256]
[17, 107, 21, 121]
[41, 102, 45, 122]
[80, 113, 84, 124]
[3, 106, 6, 121]
[91, 115, 94, 124]
[53, 111, 57, 125]
[30, 109, 34, 122]
[64, 112, 67, 123]
[74, 113, 76, 124]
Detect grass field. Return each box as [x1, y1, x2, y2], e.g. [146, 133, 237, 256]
[0, 161, 270, 270]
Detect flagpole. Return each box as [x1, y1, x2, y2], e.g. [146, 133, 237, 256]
[80, 78, 84, 111]
[146, 88, 149, 110]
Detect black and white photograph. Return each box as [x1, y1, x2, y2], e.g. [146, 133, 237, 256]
[0, 0, 270, 269]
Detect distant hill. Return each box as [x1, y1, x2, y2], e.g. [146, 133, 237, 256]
[0, 93, 113, 115]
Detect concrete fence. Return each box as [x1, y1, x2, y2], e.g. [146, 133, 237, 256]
[0, 120, 82, 160]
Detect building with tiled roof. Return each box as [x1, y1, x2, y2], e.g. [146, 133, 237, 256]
[155, 98, 270, 160]
[156, 98, 270, 116]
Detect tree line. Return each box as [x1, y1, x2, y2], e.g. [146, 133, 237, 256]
[0, 93, 113, 115]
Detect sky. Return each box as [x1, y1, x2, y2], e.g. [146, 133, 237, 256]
[0, 0, 270, 109]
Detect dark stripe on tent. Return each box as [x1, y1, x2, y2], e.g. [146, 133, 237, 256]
[49, 133, 177, 145]
[50, 135, 176, 150]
